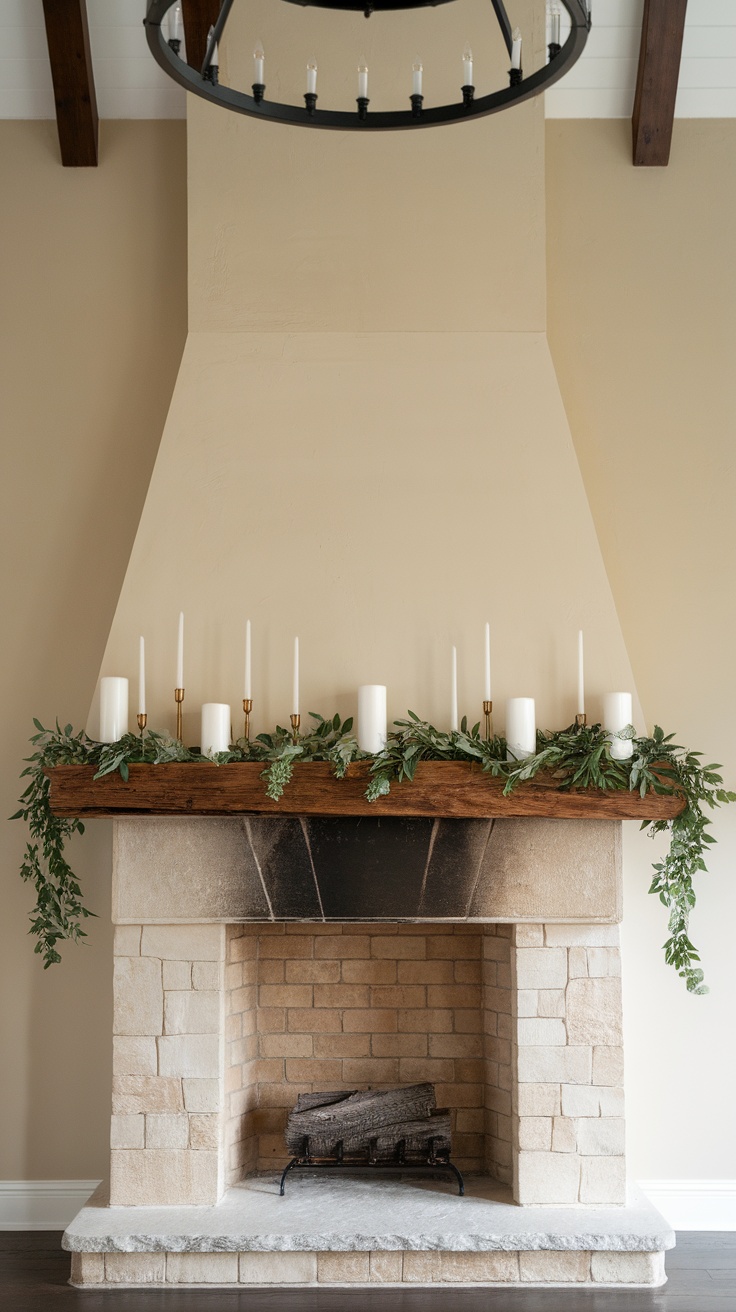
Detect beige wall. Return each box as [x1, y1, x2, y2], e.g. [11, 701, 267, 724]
[547, 119, 736, 1177]
[0, 121, 187, 1178]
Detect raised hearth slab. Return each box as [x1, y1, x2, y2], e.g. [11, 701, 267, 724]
[65, 1176, 673, 1256]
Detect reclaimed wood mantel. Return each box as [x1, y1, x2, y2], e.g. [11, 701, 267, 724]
[47, 762, 685, 821]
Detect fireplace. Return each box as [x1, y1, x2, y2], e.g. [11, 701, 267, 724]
[63, 815, 673, 1288]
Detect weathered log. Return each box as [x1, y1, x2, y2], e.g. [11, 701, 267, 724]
[294, 1091, 357, 1113]
[295, 1111, 452, 1161]
[285, 1083, 436, 1153]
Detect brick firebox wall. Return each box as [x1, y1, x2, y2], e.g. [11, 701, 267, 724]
[224, 923, 512, 1183]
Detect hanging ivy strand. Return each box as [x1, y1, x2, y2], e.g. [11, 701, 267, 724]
[14, 716, 734, 988]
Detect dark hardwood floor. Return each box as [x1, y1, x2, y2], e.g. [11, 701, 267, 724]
[1, 1233, 735, 1311]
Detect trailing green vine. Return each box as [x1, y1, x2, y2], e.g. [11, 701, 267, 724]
[13, 715, 734, 991]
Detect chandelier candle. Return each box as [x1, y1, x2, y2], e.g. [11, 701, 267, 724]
[412, 60, 423, 95]
[201, 704, 231, 757]
[358, 685, 387, 754]
[506, 696, 536, 761]
[451, 646, 459, 732]
[253, 42, 265, 83]
[604, 691, 634, 760]
[99, 677, 129, 743]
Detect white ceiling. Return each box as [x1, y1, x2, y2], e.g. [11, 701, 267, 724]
[1, 0, 734, 121]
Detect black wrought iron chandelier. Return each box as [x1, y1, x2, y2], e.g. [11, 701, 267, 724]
[144, 0, 590, 130]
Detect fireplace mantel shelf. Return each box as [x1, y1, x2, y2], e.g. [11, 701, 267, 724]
[47, 762, 685, 821]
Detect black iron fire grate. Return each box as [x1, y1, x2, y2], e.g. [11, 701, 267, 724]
[279, 1134, 465, 1196]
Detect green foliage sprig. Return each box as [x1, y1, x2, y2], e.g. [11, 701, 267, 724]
[14, 715, 734, 990]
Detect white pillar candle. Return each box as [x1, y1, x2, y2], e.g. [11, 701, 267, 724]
[451, 646, 459, 732]
[412, 60, 423, 95]
[99, 677, 129, 743]
[603, 692, 634, 760]
[177, 611, 184, 688]
[506, 697, 536, 761]
[577, 629, 585, 716]
[138, 637, 146, 716]
[306, 61, 317, 94]
[201, 703, 231, 757]
[511, 26, 522, 69]
[463, 45, 473, 85]
[253, 42, 265, 82]
[244, 619, 252, 700]
[358, 63, 369, 98]
[484, 622, 492, 702]
[358, 685, 387, 754]
[292, 637, 300, 716]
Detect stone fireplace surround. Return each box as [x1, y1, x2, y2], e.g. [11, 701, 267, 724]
[64, 815, 673, 1288]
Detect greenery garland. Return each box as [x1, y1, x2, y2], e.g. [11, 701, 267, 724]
[13, 714, 734, 992]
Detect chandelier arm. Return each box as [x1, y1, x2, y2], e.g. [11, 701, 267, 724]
[200, 0, 236, 78]
[488, 0, 513, 58]
[145, 0, 590, 130]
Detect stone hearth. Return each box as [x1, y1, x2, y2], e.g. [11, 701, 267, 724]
[64, 815, 673, 1289]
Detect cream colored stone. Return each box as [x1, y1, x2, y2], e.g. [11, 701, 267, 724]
[517, 990, 538, 1017]
[112, 1075, 184, 1115]
[369, 1251, 403, 1282]
[111, 1113, 145, 1149]
[517, 1046, 591, 1085]
[113, 956, 163, 1036]
[536, 989, 565, 1017]
[544, 925, 619, 947]
[146, 1113, 190, 1149]
[239, 1252, 317, 1284]
[586, 947, 621, 977]
[402, 1251, 441, 1282]
[516, 1084, 560, 1117]
[561, 1084, 601, 1117]
[189, 1113, 220, 1149]
[516, 1152, 581, 1204]
[193, 961, 221, 989]
[141, 924, 224, 961]
[580, 1155, 627, 1204]
[577, 1117, 625, 1156]
[566, 977, 623, 1046]
[515, 948, 568, 990]
[568, 948, 588, 977]
[517, 1018, 566, 1046]
[183, 1078, 221, 1113]
[105, 1253, 166, 1284]
[113, 1035, 157, 1076]
[441, 1252, 519, 1282]
[515, 924, 544, 946]
[158, 1034, 220, 1078]
[115, 925, 141, 956]
[599, 1086, 625, 1116]
[318, 1252, 370, 1283]
[70, 1253, 105, 1285]
[591, 1252, 665, 1285]
[551, 1116, 577, 1153]
[163, 960, 191, 990]
[519, 1251, 591, 1282]
[518, 1117, 552, 1151]
[110, 1148, 220, 1205]
[164, 990, 220, 1035]
[166, 1253, 239, 1284]
[593, 1045, 624, 1085]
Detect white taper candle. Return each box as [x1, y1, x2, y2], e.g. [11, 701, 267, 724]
[463, 45, 473, 85]
[138, 637, 146, 716]
[577, 629, 585, 716]
[484, 622, 492, 702]
[177, 612, 184, 688]
[292, 637, 300, 716]
[244, 619, 252, 700]
[451, 646, 459, 732]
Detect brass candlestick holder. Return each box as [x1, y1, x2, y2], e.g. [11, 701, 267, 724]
[243, 698, 253, 742]
[137, 713, 147, 734]
[575, 712, 587, 729]
[483, 700, 493, 741]
[290, 713, 301, 743]
[175, 688, 185, 742]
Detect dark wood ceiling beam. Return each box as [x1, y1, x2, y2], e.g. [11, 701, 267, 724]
[181, 0, 222, 74]
[632, 0, 688, 167]
[41, 0, 98, 167]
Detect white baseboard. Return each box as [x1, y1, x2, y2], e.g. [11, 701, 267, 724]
[639, 1180, 736, 1230]
[1, 1178, 734, 1232]
[0, 1181, 100, 1230]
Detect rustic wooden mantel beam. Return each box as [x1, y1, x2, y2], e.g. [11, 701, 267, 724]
[181, 0, 222, 73]
[632, 0, 688, 167]
[41, 0, 98, 167]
